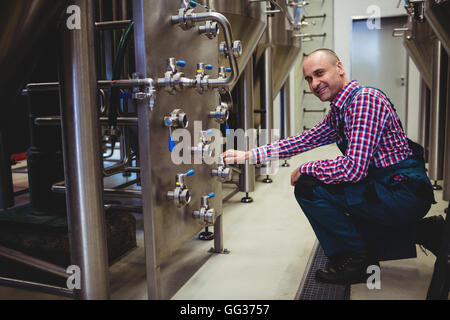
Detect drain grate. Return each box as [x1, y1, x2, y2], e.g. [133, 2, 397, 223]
[296, 241, 350, 300]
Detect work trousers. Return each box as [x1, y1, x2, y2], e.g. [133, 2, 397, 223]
[294, 157, 435, 261]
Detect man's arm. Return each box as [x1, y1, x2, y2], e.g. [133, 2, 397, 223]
[298, 92, 389, 184]
[249, 110, 338, 164]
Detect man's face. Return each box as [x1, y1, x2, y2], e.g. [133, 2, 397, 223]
[303, 53, 346, 102]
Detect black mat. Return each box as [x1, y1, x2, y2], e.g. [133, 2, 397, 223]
[296, 242, 350, 300]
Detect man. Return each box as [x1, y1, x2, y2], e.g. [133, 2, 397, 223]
[223, 48, 444, 285]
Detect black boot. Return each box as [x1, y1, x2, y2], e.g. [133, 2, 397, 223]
[416, 215, 445, 257]
[316, 250, 377, 285]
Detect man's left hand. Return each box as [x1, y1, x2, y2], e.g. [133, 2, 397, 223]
[291, 167, 301, 186]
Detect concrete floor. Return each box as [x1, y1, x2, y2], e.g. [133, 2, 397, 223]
[1, 144, 447, 300]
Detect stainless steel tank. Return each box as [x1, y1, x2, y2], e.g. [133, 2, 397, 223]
[425, 0, 450, 55]
[207, 0, 267, 90]
[256, 0, 302, 96]
[403, 17, 436, 88]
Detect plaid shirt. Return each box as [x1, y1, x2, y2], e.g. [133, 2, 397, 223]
[251, 80, 413, 184]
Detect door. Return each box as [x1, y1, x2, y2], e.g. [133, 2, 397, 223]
[351, 16, 408, 125]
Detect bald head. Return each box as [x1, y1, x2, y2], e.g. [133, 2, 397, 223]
[304, 49, 340, 67]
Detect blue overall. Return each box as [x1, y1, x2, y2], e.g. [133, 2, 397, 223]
[295, 87, 436, 261]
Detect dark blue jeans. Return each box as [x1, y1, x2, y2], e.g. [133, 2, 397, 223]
[294, 157, 434, 261]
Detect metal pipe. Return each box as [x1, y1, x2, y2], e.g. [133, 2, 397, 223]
[443, 56, 450, 201]
[172, 11, 239, 87]
[58, 0, 110, 300]
[0, 245, 69, 279]
[428, 40, 446, 183]
[133, 0, 161, 299]
[95, 20, 133, 29]
[104, 204, 142, 213]
[281, 78, 292, 140]
[238, 56, 255, 194]
[418, 77, 429, 160]
[0, 277, 74, 298]
[35, 117, 138, 126]
[263, 45, 274, 149]
[52, 181, 142, 199]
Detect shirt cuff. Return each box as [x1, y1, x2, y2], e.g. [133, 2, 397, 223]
[299, 161, 316, 176]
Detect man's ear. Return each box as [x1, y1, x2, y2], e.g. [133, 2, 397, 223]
[336, 61, 345, 76]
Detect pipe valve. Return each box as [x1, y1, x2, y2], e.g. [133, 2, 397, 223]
[199, 21, 219, 39]
[191, 129, 214, 158]
[193, 193, 216, 226]
[157, 58, 195, 95]
[209, 103, 230, 124]
[211, 155, 233, 182]
[167, 169, 195, 208]
[164, 109, 188, 152]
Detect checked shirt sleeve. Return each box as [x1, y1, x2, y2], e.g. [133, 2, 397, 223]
[250, 110, 338, 164]
[299, 91, 390, 184]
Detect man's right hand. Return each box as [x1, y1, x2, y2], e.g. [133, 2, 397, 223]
[222, 150, 250, 164]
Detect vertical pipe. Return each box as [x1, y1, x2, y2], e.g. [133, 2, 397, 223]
[281, 78, 291, 140]
[443, 56, 450, 201]
[58, 0, 110, 300]
[263, 46, 274, 147]
[428, 40, 446, 183]
[0, 127, 14, 210]
[239, 56, 255, 195]
[132, 0, 161, 300]
[418, 77, 427, 150]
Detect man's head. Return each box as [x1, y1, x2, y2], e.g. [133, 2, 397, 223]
[303, 49, 350, 102]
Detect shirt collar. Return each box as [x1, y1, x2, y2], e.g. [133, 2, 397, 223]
[330, 80, 361, 111]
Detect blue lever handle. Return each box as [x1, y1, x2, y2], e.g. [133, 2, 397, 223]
[189, 0, 197, 8]
[177, 60, 186, 68]
[186, 169, 195, 177]
[225, 124, 230, 136]
[205, 64, 213, 70]
[169, 136, 175, 152]
[206, 129, 214, 135]
[225, 68, 232, 73]
[208, 193, 215, 199]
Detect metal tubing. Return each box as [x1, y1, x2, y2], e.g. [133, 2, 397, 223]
[132, 0, 161, 299]
[35, 117, 138, 126]
[281, 78, 291, 140]
[173, 11, 239, 87]
[428, 40, 446, 182]
[58, 0, 110, 300]
[0, 245, 69, 279]
[0, 277, 74, 298]
[443, 56, 450, 201]
[418, 77, 430, 162]
[52, 181, 142, 198]
[95, 20, 133, 30]
[263, 45, 274, 149]
[238, 56, 255, 194]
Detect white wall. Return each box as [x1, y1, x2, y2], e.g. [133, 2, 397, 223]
[334, 0, 406, 74]
[334, 0, 422, 140]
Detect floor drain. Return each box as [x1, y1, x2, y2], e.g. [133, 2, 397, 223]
[296, 241, 350, 300]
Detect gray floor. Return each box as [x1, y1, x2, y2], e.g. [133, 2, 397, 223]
[1, 144, 447, 300]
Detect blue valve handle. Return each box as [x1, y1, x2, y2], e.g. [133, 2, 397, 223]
[206, 129, 214, 135]
[177, 60, 186, 68]
[225, 68, 232, 73]
[186, 169, 195, 177]
[189, 0, 197, 8]
[169, 136, 175, 152]
[205, 64, 213, 70]
[208, 192, 215, 199]
[225, 124, 230, 137]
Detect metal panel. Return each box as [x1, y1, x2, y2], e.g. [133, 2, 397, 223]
[132, 0, 222, 265]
